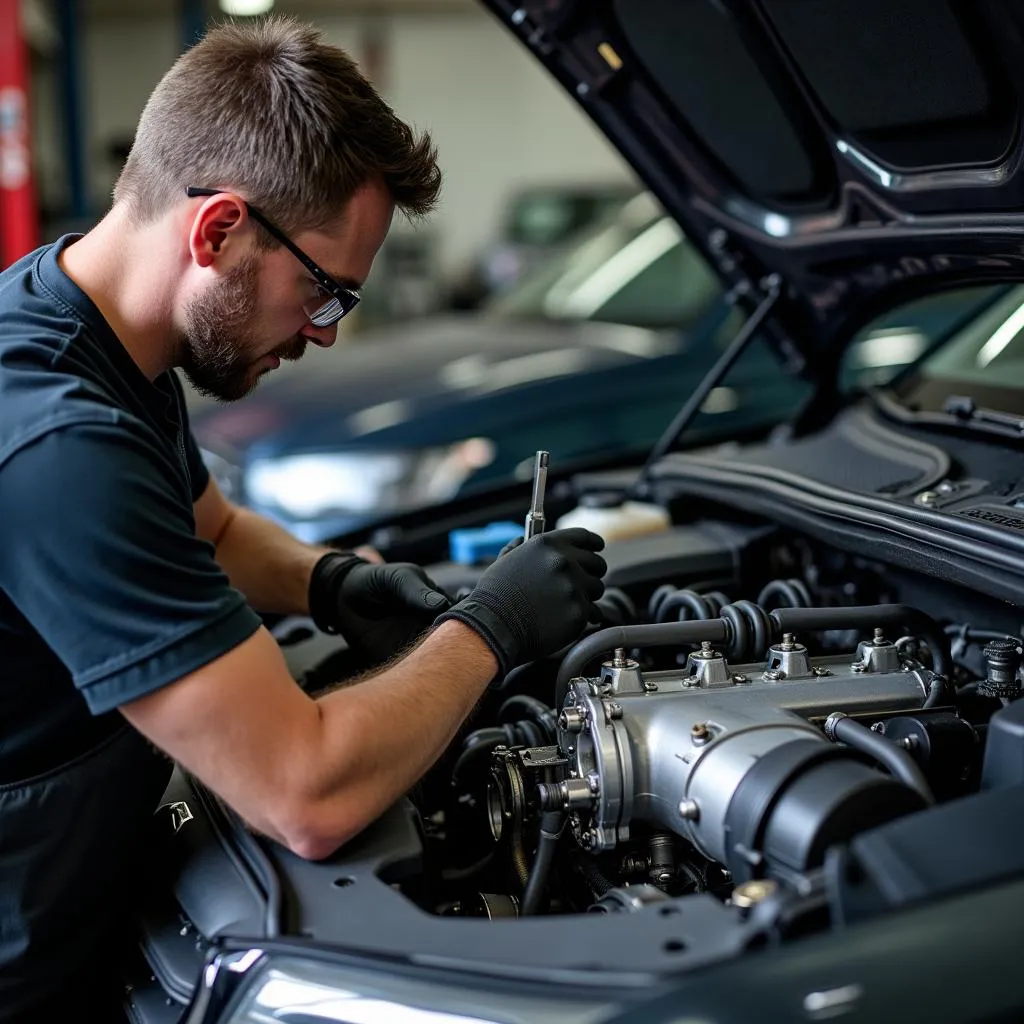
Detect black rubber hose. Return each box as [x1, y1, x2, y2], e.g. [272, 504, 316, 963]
[788, 578, 813, 607]
[827, 714, 935, 805]
[555, 619, 731, 706]
[463, 726, 511, 749]
[922, 674, 947, 709]
[452, 727, 512, 784]
[701, 591, 732, 617]
[572, 854, 615, 897]
[655, 589, 713, 623]
[648, 584, 678, 622]
[498, 696, 557, 741]
[494, 598, 637, 693]
[599, 587, 637, 625]
[758, 578, 810, 609]
[496, 660, 536, 693]
[770, 604, 953, 679]
[516, 719, 545, 748]
[719, 600, 772, 661]
[944, 625, 1021, 644]
[521, 810, 566, 915]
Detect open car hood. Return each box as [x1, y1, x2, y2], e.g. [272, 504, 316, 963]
[481, 0, 1024, 375]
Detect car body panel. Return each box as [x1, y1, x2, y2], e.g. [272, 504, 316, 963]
[479, 0, 1024, 370]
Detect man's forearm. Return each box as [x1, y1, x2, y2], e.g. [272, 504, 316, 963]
[212, 505, 327, 615]
[286, 620, 497, 856]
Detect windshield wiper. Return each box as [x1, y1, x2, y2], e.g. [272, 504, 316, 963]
[944, 395, 1024, 435]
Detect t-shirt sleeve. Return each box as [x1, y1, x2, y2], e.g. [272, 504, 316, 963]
[0, 419, 262, 715]
[169, 370, 211, 503]
[184, 424, 211, 504]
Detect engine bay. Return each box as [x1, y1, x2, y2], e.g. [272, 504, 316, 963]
[139, 516, 1024, 1007]
[417, 557, 1008, 923]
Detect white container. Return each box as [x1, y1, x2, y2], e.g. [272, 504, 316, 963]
[556, 499, 672, 542]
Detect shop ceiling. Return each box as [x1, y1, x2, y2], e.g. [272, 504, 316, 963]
[83, 0, 475, 16]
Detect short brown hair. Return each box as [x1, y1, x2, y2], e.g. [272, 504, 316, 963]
[113, 16, 441, 233]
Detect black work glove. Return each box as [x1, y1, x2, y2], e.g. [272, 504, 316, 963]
[433, 528, 606, 677]
[308, 552, 452, 667]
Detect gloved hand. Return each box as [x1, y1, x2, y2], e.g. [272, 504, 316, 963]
[434, 528, 606, 677]
[308, 552, 452, 667]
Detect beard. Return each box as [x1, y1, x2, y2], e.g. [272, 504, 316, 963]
[180, 254, 307, 402]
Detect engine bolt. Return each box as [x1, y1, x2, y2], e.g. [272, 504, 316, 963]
[870, 721, 886, 733]
[691, 722, 710, 744]
[643, 680, 659, 692]
[678, 798, 700, 821]
[781, 633, 796, 650]
[559, 707, 587, 733]
[732, 674, 750, 684]
[812, 666, 833, 678]
[874, 628, 886, 645]
[731, 879, 778, 909]
[700, 641, 715, 658]
[612, 647, 628, 667]
[763, 669, 783, 682]
[851, 663, 866, 673]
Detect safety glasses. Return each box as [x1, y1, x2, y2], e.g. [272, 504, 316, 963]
[186, 186, 361, 328]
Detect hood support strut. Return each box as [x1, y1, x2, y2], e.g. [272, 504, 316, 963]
[634, 274, 783, 496]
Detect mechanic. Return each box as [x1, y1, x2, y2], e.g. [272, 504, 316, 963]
[0, 17, 607, 1023]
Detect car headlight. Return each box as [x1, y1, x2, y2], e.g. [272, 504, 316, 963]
[211, 951, 618, 1024]
[244, 440, 496, 520]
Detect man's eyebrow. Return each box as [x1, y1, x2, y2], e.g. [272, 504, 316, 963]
[315, 269, 362, 292]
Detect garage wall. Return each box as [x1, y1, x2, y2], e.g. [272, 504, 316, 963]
[37, 6, 632, 276]
[376, 12, 633, 274]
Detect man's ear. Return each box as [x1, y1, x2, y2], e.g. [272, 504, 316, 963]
[188, 193, 248, 269]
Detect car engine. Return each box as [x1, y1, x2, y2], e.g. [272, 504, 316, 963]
[135, 519, 1024, 1015]
[408, 556, 1014, 923]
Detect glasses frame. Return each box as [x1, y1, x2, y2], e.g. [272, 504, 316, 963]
[185, 186, 361, 328]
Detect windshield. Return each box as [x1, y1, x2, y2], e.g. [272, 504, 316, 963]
[486, 193, 723, 330]
[894, 285, 1024, 415]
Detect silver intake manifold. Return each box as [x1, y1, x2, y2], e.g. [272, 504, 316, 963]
[545, 632, 933, 877]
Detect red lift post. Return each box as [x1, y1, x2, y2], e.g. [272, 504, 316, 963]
[0, 0, 39, 267]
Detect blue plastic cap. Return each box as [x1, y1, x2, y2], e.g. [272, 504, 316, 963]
[449, 521, 524, 565]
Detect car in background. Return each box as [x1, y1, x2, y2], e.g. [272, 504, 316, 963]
[446, 180, 639, 309]
[189, 192, 996, 545]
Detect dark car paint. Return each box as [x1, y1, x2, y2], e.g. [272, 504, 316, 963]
[188, 306, 810, 540]
[480, 1, 1024, 374]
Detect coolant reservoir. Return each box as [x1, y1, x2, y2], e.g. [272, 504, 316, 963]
[555, 492, 671, 542]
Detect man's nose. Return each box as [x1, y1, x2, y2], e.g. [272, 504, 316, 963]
[304, 321, 338, 349]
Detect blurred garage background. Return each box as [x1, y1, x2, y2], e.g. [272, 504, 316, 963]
[1, 0, 946, 544]
[4, 0, 638, 316]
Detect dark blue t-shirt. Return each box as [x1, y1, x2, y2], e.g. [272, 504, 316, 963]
[0, 236, 264, 1019]
[0, 236, 262, 779]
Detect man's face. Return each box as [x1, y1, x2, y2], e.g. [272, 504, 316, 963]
[180, 177, 394, 402]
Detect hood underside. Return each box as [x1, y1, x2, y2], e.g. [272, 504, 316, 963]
[482, 0, 1024, 374]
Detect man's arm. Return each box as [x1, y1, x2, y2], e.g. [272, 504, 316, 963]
[193, 476, 380, 617]
[1, 420, 604, 861]
[121, 620, 497, 858]
[120, 524, 606, 860]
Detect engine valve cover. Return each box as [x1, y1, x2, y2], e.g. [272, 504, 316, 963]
[552, 642, 933, 876]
